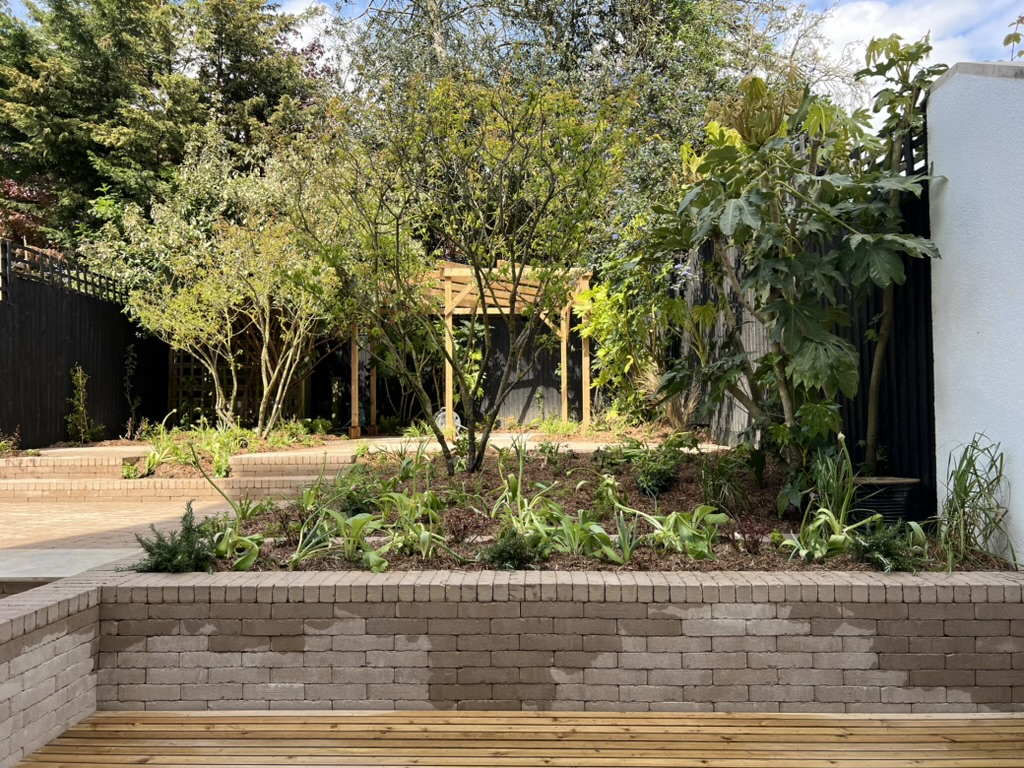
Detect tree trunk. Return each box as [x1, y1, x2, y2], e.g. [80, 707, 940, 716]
[865, 283, 894, 473]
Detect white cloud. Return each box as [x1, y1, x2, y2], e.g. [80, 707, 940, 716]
[277, 0, 334, 49]
[818, 0, 1021, 72]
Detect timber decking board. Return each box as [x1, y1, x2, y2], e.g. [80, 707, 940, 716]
[20, 711, 1024, 768]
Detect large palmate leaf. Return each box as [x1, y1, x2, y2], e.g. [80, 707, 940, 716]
[765, 297, 831, 351]
[848, 234, 907, 288]
[719, 196, 761, 238]
[787, 335, 859, 399]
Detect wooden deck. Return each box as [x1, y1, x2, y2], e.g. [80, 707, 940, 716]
[21, 710, 1024, 767]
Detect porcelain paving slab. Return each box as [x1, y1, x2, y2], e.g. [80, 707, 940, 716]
[0, 547, 139, 579]
[0, 499, 229, 549]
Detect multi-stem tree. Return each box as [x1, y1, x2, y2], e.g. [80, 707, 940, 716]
[290, 75, 627, 474]
[88, 136, 349, 436]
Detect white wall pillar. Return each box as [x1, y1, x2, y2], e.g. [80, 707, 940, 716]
[928, 62, 1024, 558]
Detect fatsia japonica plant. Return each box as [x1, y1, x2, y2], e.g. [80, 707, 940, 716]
[653, 69, 938, 470]
[856, 35, 947, 473]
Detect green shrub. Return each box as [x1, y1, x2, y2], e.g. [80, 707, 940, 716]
[330, 464, 393, 517]
[535, 417, 577, 437]
[478, 530, 540, 570]
[593, 444, 629, 473]
[65, 364, 104, 444]
[700, 449, 751, 515]
[853, 520, 929, 573]
[128, 504, 216, 573]
[598, 433, 695, 497]
[304, 418, 333, 435]
[0, 426, 20, 456]
[634, 451, 678, 496]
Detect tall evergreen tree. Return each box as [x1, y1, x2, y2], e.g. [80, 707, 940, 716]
[0, 0, 321, 245]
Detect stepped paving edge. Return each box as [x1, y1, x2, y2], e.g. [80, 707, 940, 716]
[2, 570, 1024, 767]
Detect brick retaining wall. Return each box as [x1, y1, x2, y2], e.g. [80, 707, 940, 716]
[0, 575, 104, 768]
[4, 569, 1024, 767]
[95, 571, 1024, 714]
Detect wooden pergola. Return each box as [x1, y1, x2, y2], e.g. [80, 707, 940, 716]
[348, 261, 592, 438]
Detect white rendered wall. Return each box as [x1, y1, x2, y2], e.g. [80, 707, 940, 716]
[928, 62, 1024, 559]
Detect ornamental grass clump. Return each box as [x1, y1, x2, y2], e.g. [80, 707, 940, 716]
[939, 434, 1016, 571]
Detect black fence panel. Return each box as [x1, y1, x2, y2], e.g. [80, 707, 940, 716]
[0, 241, 169, 448]
[481, 321, 584, 426]
[835, 194, 937, 518]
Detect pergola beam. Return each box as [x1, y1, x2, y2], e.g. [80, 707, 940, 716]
[349, 264, 593, 438]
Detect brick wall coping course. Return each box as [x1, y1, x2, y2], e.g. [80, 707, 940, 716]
[97, 569, 1024, 606]
[0, 567, 112, 768]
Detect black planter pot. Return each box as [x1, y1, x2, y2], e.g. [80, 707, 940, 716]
[854, 477, 923, 525]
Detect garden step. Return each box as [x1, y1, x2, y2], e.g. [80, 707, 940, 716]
[0, 455, 144, 480]
[0, 475, 323, 503]
[228, 451, 356, 477]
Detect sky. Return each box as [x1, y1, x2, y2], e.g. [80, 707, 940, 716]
[8, 0, 1022, 68]
[804, 0, 1022, 68]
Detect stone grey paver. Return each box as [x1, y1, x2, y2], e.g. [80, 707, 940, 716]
[0, 499, 230, 549]
[0, 548, 139, 579]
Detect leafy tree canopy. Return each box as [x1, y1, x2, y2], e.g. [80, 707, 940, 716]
[0, 0, 323, 245]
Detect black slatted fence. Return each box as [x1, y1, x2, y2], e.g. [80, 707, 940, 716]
[0, 240, 168, 448]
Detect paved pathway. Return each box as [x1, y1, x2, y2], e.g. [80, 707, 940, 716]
[0, 499, 231, 581]
[0, 499, 230, 550]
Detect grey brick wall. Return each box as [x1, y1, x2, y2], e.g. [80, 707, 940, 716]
[0, 575, 106, 768]
[4, 568, 1023, 768]
[94, 571, 1024, 714]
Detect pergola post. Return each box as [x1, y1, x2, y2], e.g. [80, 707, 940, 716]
[444, 275, 455, 439]
[560, 304, 570, 422]
[580, 276, 592, 429]
[369, 339, 378, 436]
[349, 324, 360, 439]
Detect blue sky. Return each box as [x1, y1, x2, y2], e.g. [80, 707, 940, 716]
[804, 0, 1022, 67]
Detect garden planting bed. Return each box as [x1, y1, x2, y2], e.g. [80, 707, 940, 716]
[193, 441, 1008, 575]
